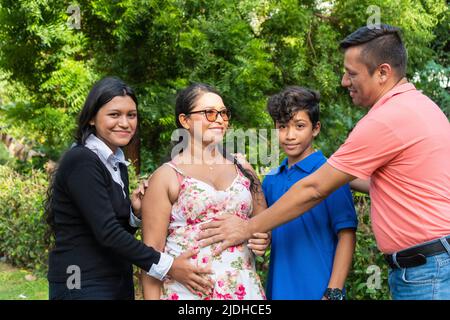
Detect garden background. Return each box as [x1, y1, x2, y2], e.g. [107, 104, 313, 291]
[0, 0, 448, 300]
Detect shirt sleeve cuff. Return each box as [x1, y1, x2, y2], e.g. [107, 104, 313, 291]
[147, 252, 174, 281]
[334, 221, 358, 234]
[129, 208, 142, 228]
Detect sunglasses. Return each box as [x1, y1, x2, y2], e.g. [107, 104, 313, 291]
[186, 109, 231, 122]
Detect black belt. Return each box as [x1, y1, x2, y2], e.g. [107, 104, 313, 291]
[384, 237, 450, 269]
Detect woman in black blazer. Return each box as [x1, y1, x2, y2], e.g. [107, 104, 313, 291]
[46, 77, 213, 299]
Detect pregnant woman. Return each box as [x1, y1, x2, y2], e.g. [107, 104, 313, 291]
[141, 83, 270, 300]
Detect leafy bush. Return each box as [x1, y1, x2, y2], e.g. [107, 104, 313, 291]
[346, 194, 391, 300]
[0, 165, 50, 275]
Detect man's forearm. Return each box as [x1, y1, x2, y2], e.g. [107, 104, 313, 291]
[248, 181, 326, 234]
[248, 163, 355, 235]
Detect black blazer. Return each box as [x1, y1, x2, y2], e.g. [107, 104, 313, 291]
[47, 145, 160, 282]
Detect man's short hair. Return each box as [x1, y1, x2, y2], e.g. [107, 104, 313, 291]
[267, 86, 320, 126]
[340, 24, 407, 78]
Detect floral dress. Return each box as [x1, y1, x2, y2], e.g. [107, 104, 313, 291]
[160, 162, 266, 300]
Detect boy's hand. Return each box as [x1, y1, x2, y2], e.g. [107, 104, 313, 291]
[247, 232, 271, 256]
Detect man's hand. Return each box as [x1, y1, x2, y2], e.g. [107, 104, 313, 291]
[198, 214, 252, 255]
[130, 179, 149, 217]
[168, 249, 214, 296]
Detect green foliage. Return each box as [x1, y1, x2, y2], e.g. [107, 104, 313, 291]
[0, 0, 447, 299]
[413, 60, 449, 117]
[0, 143, 10, 165]
[1, 0, 448, 164]
[0, 0, 97, 158]
[0, 165, 50, 274]
[346, 194, 391, 300]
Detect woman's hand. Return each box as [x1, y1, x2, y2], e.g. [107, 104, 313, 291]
[248, 232, 271, 256]
[168, 249, 215, 296]
[130, 179, 149, 217]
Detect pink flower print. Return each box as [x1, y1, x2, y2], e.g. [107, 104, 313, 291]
[187, 217, 203, 225]
[169, 293, 179, 300]
[243, 179, 250, 189]
[217, 280, 225, 288]
[190, 245, 199, 260]
[235, 284, 246, 300]
[201, 256, 209, 264]
[227, 246, 235, 253]
[215, 292, 233, 300]
[224, 293, 233, 300]
[240, 202, 249, 212]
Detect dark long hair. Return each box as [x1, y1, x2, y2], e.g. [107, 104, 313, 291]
[45, 76, 138, 241]
[174, 83, 260, 194]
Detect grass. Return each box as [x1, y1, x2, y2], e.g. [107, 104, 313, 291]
[0, 143, 11, 165]
[0, 261, 48, 300]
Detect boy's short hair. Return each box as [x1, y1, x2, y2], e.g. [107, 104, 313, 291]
[267, 86, 320, 125]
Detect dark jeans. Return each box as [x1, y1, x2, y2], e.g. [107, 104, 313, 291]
[49, 273, 135, 300]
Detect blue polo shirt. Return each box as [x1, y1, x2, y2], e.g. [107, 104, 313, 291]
[262, 150, 357, 300]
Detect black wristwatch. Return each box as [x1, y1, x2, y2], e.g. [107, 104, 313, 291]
[324, 288, 345, 300]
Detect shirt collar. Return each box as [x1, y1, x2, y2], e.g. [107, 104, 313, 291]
[278, 150, 324, 174]
[370, 82, 416, 113]
[85, 134, 130, 167]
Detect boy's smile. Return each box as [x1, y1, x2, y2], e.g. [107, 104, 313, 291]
[276, 110, 320, 166]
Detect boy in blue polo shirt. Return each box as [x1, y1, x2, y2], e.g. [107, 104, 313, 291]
[263, 86, 357, 300]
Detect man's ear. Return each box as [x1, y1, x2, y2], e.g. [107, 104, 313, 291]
[378, 63, 392, 84]
[312, 121, 321, 137]
[178, 114, 190, 130]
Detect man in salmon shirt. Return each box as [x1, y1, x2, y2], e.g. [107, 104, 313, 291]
[198, 24, 450, 300]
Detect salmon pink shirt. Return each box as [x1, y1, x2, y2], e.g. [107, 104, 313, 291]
[328, 83, 450, 253]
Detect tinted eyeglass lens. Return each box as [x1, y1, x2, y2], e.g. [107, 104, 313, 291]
[221, 110, 231, 121]
[205, 110, 230, 121]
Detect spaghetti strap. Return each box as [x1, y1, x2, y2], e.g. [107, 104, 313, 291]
[164, 162, 185, 185]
